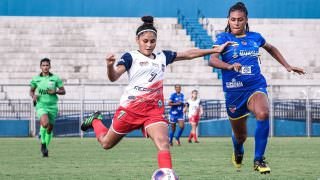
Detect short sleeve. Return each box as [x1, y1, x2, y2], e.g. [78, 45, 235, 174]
[30, 77, 37, 88]
[213, 33, 228, 46]
[163, 50, 177, 65]
[169, 93, 175, 102]
[256, 33, 266, 47]
[117, 53, 132, 71]
[56, 76, 64, 88]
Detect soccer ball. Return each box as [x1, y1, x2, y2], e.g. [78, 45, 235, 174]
[151, 168, 179, 180]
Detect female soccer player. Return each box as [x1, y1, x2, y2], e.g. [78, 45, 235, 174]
[209, 2, 305, 174]
[168, 84, 185, 146]
[30, 58, 66, 157]
[80, 16, 230, 172]
[184, 90, 203, 143]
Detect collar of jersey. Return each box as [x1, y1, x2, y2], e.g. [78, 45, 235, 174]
[137, 50, 156, 59]
[39, 72, 53, 77]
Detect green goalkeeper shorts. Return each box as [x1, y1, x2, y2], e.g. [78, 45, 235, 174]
[36, 104, 58, 124]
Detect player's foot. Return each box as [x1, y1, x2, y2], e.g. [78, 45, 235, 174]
[169, 142, 173, 146]
[175, 138, 181, 146]
[194, 141, 200, 143]
[254, 158, 271, 174]
[41, 143, 48, 157]
[232, 152, 243, 169]
[188, 139, 192, 143]
[81, 111, 103, 131]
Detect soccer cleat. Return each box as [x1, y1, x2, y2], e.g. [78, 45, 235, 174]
[254, 158, 271, 174]
[194, 141, 200, 143]
[81, 111, 103, 131]
[188, 139, 192, 143]
[232, 152, 243, 169]
[41, 143, 48, 157]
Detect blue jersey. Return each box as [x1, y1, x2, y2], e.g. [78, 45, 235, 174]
[214, 32, 267, 92]
[169, 93, 184, 115]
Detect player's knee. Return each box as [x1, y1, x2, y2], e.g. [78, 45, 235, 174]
[155, 136, 170, 150]
[236, 135, 247, 144]
[256, 110, 269, 120]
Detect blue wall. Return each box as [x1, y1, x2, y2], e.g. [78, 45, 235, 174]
[0, 120, 29, 137]
[0, 0, 319, 18]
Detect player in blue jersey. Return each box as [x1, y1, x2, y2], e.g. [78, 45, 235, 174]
[168, 85, 185, 146]
[209, 2, 305, 174]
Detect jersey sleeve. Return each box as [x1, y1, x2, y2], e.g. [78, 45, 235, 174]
[30, 77, 37, 88]
[163, 50, 177, 65]
[256, 33, 266, 47]
[56, 76, 64, 88]
[213, 33, 228, 46]
[169, 93, 175, 102]
[116, 52, 132, 71]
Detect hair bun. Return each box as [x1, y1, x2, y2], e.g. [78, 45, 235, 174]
[141, 16, 154, 25]
[235, 2, 245, 7]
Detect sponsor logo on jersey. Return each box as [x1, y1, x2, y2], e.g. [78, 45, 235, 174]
[128, 96, 136, 100]
[226, 78, 243, 89]
[239, 50, 259, 57]
[158, 100, 163, 108]
[139, 61, 149, 66]
[152, 62, 159, 68]
[134, 86, 155, 92]
[161, 64, 165, 72]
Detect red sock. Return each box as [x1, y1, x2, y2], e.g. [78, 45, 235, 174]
[193, 133, 198, 142]
[92, 119, 108, 138]
[157, 150, 172, 168]
[188, 133, 193, 141]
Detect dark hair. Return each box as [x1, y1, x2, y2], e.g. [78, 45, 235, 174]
[40, 58, 51, 65]
[174, 84, 181, 88]
[136, 16, 157, 37]
[225, 2, 250, 33]
[192, 89, 198, 93]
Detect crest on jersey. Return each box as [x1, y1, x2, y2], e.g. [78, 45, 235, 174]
[241, 40, 247, 45]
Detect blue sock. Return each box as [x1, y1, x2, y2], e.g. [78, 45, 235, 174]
[232, 133, 244, 154]
[169, 128, 174, 143]
[176, 127, 184, 140]
[254, 120, 270, 161]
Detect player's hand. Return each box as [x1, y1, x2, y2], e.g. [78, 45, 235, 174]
[106, 54, 116, 66]
[213, 41, 233, 53]
[32, 95, 37, 106]
[47, 89, 56, 94]
[227, 63, 242, 72]
[286, 66, 306, 75]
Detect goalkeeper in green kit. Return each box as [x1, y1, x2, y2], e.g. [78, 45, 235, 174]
[30, 58, 66, 157]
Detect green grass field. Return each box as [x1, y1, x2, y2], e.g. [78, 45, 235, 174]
[0, 137, 319, 180]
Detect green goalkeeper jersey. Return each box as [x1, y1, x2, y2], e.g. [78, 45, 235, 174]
[30, 73, 63, 105]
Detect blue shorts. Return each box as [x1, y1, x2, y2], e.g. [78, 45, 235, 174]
[169, 112, 184, 123]
[225, 88, 268, 120]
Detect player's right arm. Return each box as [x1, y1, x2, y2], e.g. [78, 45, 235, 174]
[106, 54, 126, 82]
[209, 53, 242, 72]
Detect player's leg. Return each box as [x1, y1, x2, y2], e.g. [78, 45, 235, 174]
[147, 122, 172, 169]
[188, 122, 195, 143]
[37, 107, 49, 157]
[229, 117, 247, 169]
[169, 120, 176, 146]
[247, 92, 271, 174]
[193, 123, 199, 143]
[81, 111, 125, 150]
[175, 119, 185, 145]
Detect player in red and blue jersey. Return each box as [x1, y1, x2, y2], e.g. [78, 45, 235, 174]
[168, 85, 185, 146]
[80, 16, 231, 173]
[209, 2, 305, 174]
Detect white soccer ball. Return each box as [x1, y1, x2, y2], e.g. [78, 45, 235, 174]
[151, 168, 179, 180]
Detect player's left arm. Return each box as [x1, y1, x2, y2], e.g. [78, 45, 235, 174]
[199, 105, 204, 116]
[262, 42, 305, 75]
[174, 41, 232, 61]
